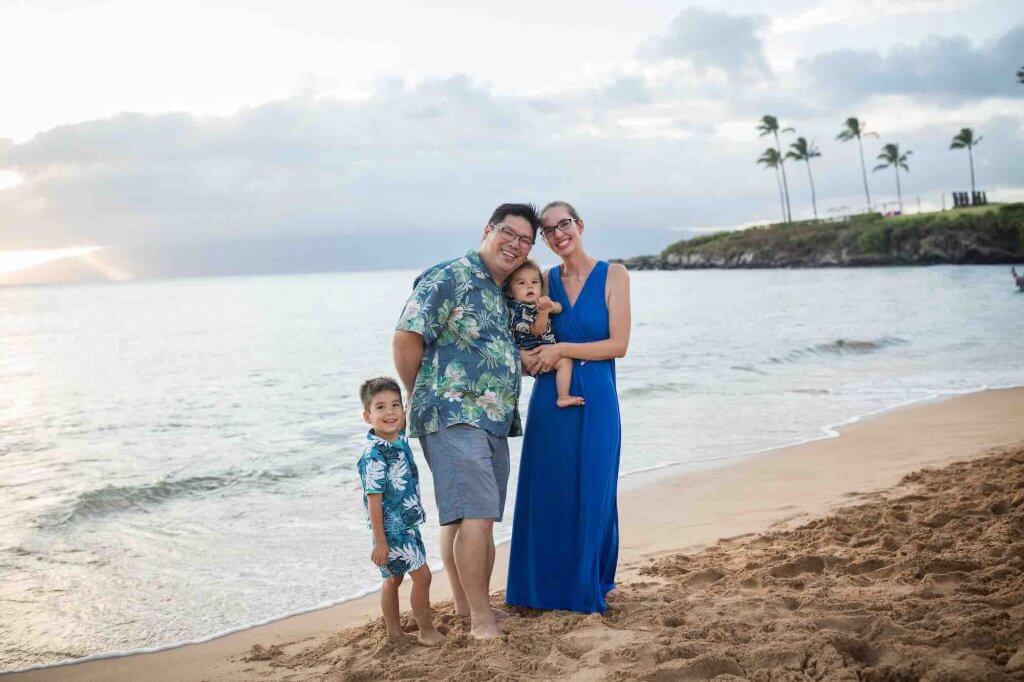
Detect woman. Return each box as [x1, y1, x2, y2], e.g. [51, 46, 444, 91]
[506, 201, 631, 613]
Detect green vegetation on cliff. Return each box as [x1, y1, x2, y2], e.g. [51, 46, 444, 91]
[652, 203, 1024, 269]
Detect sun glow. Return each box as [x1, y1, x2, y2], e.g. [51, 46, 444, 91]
[0, 246, 103, 275]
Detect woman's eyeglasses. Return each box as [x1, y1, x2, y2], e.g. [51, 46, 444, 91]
[540, 217, 576, 241]
[489, 224, 534, 251]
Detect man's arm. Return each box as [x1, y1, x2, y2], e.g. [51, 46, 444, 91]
[367, 494, 388, 566]
[393, 330, 425, 396]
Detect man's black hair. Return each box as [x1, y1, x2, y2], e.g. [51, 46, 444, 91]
[488, 203, 540, 240]
[359, 376, 402, 410]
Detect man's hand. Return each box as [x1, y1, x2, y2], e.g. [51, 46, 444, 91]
[520, 348, 542, 376]
[371, 542, 389, 567]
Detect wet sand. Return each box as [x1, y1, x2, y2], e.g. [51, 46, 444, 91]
[7, 387, 1024, 681]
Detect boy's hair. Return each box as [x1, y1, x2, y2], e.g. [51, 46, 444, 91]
[488, 203, 541, 239]
[504, 259, 544, 295]
[359, 377, 403, 410]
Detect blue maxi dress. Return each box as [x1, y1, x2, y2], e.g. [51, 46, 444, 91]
[506, 261, 621, 613]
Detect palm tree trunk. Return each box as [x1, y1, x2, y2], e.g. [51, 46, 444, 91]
[806, 159, 818, 220]
[857, 135, 872, 211]
[774, 166, 786, 223]
[895, 166, 903, 213]
[774, 132, 792, 223]
[968, 145, 976, 195]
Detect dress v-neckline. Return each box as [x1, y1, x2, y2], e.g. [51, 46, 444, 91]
[559, 261, 599, 310]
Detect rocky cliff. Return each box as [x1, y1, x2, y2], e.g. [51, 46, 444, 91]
[617, 204, 1024, 270]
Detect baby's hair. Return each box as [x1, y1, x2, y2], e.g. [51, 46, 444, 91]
[504, 259, 544, 295]
[359, 376, 403, 410]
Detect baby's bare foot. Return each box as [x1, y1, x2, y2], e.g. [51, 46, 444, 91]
[557, 396, 585, 408]
[417, 628, 446, 647]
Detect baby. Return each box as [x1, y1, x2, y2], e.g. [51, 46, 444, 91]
[506, 260, 584, 408]
[356, 376, 444, 646]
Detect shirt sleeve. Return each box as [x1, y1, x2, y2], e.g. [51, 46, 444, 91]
[357, 449, 387, 495]
[395, 266, 453, 346]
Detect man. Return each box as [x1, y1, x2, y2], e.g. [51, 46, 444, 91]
[393, 203, 539, 639]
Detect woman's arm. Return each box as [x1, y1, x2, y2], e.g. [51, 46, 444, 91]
[532, 264, 631, 372]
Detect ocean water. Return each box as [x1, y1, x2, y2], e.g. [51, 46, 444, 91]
[1, 266, 1022, 671]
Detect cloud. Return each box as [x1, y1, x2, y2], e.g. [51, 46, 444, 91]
[774, 0, 977, 33]
[1, 12, 1023, 276]
[798, 23, 1024, 103]
[636, 7, 770, 78]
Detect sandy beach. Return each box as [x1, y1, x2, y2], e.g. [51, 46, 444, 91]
[6, 387, 1024, 681]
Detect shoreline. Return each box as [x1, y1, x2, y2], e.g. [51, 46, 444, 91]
[5, 386, 1024, 680]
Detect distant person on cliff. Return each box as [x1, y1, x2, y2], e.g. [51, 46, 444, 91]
[393, 203, 539, 639]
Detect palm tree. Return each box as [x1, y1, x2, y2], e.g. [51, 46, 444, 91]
[786, 137, 822, 219]
[757, 147, 787, 223]
[836, 117, 879, 212]
[872, 143, 912, 213]
[757, 115, 794, 222]
[949, 128, 983, 195]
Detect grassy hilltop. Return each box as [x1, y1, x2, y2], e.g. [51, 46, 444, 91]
[622, 203, 1024, 269]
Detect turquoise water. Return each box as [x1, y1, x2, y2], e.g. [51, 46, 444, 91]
[1, 266, 1022, 670]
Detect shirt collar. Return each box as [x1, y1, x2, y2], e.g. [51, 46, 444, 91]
[465, 249, 495, 283]
[367, 429, 406, 449]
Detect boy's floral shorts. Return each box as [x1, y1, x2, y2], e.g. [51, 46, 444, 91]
[378, 526, 427, 579]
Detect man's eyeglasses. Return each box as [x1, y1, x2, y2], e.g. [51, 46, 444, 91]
[489, 224, 534, 251]
[540, 217, 577, 241]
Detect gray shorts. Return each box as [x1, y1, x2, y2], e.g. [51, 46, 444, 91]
[419, 424, 510, 526]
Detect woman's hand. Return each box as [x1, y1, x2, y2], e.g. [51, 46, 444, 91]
[521, 348, 542, 376]
[532, 343, 563, 374]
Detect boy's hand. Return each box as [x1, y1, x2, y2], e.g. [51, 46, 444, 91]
[537, 296, 554, 312]
[371, 542, 389, 567]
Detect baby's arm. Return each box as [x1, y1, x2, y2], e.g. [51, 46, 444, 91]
[530, 296, 561, 337]
[367, 494, 388, 567]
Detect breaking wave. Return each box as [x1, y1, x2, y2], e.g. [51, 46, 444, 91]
[770, 337, 909, 364]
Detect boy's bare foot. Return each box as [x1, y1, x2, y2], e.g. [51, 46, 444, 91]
[416, 628, 446, 646]
[557, 395, 585, 408]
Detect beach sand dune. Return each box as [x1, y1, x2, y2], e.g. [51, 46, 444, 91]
[248, 445, 1024, 681]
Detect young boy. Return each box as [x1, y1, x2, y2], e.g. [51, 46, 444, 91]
[357, 377, 444, 646]
[505, 260, 584, 408]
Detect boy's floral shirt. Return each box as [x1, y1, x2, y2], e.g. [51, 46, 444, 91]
[357, 430, 427, 531]
[396, 250, 522, 439]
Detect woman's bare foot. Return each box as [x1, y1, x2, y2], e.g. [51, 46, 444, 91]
[416, 628, 446, 646]
[557, 395, 585, 408]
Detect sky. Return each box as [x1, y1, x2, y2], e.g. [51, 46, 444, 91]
[0, 0, 1022, 280]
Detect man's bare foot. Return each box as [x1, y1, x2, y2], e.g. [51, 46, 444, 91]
[387, 630, 417, 645]
[470, 620, 503, 640]
[557, 395, 585, 408]
[416, 628, 446, 646]
[455, 607, 507, 621]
